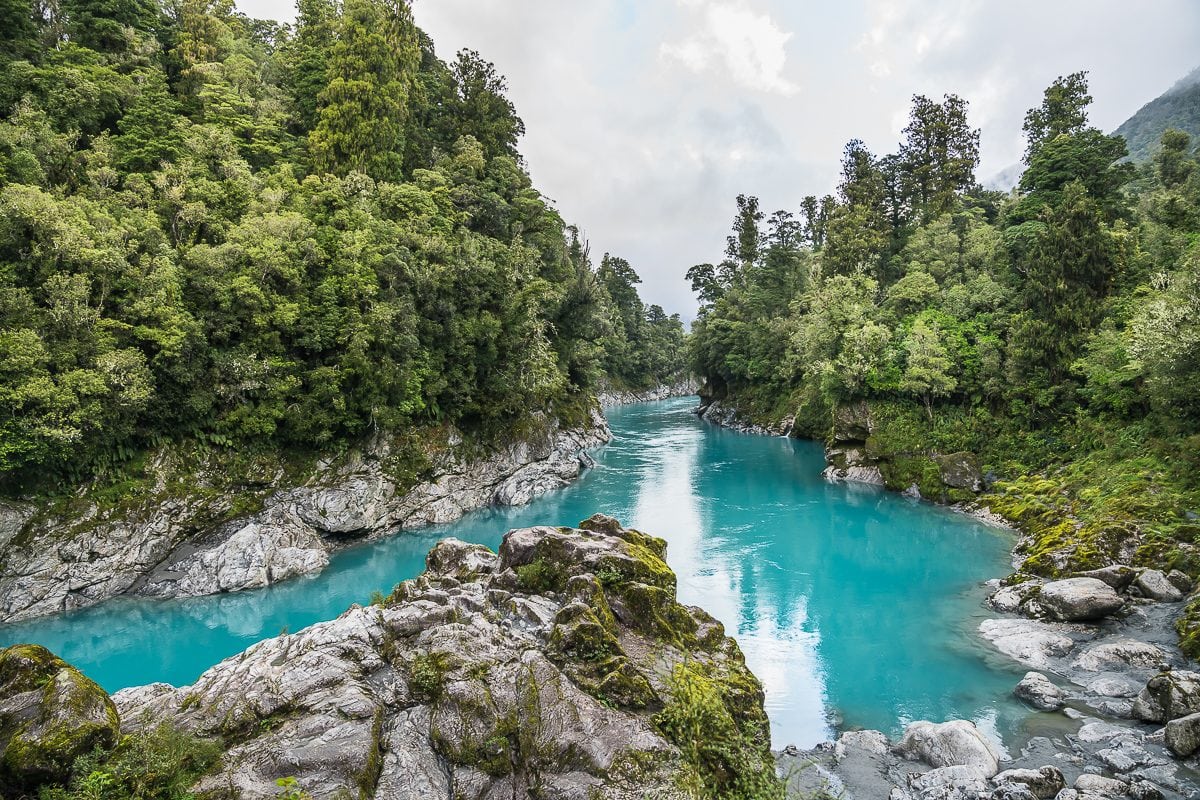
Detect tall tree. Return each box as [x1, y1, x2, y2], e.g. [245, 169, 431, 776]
[1022, 71, 1091, 162]
[308, 0, 420, 180]
[450, 49, 525, 162]
[898, 93, 980, 220]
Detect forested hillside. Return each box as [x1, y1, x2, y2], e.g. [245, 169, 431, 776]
[0, 0, 685, 493]
[1115, 66, 1200, 162]
[689, 74, 1200, 617]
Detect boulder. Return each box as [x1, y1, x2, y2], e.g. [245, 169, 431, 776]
[1073, 773, 1128, 796]
[932, 452, 984, 492]
[1128, 779, 1165, 800]
[992, 766, 1066, 799]
[1014, 672, 1067, 711]
[1166, 571, 1192, 594]
[1076, 565, 1137, 593]
[979, 618, 1075, 671]
[910, 764, 990, 795]
[1133, 570, 1184, 603]
[1133, 670, 1200, 723]
[1164, 711, 1200, 757]
[1071, 639, 1168, 672]
[0, 644, 120, 789]
[894, 720, 1003, 777]
[1037, 578, 1124, 622]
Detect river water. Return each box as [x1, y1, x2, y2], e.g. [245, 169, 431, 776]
[0, 398, 1028, 748]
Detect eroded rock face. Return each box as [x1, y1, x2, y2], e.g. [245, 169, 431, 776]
[1037, 578, 1125, 622]
[114, 517, 779, 800]
[0, 644, 119, 791]
[0, 410, 610, 623]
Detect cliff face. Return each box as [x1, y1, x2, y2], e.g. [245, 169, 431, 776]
[0, 408, 610, 623]
[595, 377, 699, 408]
[107, 516, 780, 800]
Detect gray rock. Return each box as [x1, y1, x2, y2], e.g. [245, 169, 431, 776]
[1038, 578, 1125, 622]
[1076, 565, 1138, 593]
[1132, 670, 1200, 723]
[979, 618, 1076, 670]
[1165, 571, 1192, 594]
[910, 764, 991, 797]
[933, 452, 984, 492]
[0, 410, 611, 622]
[1128, 778, 1165, 799]
[1072, 773, 1128, 795]
[1164, 711, 1200, 757]
[1133, 570, 1184, 603]
[992, 766, 1067, 798]
[1071, 639, 1168, 672]
[833, 401, 873, 442]
[1087, 677, 1139, 698]
[596, 378, 698, 408]
[894, 720, 1004, 777]
[114, 519, 772, 800]
[1015, 672, 1067, 711]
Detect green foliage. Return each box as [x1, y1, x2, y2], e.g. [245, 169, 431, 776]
[36, 723, 220, 800]
[0, 0, 675, 493]
[653, 661, 783, 800]
[686, 74, 1200, 656]
[409, 651, 451, 701]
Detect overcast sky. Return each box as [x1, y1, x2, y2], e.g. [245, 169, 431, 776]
[239, 0, 1199, 319]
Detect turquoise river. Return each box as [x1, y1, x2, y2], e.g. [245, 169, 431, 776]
[0, 398, 1031, 748]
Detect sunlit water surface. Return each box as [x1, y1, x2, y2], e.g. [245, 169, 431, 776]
[0, 398, 1027, 747]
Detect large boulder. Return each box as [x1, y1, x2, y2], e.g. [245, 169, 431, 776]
[1071, 639, 1168, 672]
[1014, 672, 1066, 711]
[1133, 570, 1184, 603]
[1164, 711, 1200, 758]
[932, 452, 984, 492]
[1036, 578, 1124, 622]
[114, 517, 779, 800]
[1133, 670, 1200, 723]
[894, 720, 1004, 777]
[1075, 565, 1137, 593]
[0, 644, 120, 790]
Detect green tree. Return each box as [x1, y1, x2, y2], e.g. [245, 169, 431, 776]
[308, 0, 420, 180]
[899, 319, 956, 420]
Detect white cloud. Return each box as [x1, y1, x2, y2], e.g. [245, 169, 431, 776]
[660, 0, 798, 95]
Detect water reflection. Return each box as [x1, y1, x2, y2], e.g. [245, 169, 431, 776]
[0, 398, 1024, 748]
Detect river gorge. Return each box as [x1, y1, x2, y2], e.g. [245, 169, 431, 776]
[0, 398, 1024, 751]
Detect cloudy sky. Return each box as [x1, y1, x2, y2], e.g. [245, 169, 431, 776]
[238, 0, 1200, 319]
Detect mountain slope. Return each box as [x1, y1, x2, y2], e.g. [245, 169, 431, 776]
[1114, 66, 1200, 161]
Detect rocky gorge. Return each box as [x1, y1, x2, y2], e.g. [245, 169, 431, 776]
[0, 517, 779, 799]
[0, 407, 611, 624]
[693, 393, 1200, 798]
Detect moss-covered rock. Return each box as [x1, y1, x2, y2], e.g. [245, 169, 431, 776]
[0, 644, 120, 790]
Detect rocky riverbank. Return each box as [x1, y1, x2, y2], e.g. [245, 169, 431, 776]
[596, 376, 699, 408]
[693, 395, 1200, 798]
[694, 397, 795, 436]
[0, 408, 610, 624]
[0, 517, 781, 800]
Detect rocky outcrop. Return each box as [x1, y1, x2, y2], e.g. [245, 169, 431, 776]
[0, 409, 611, 623]
[113, 516, 780, 800]
[0, 644, 119, 791]
[693, 398, 792, 436]
[596, 377, 698, 407]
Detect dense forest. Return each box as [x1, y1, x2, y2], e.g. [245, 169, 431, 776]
[0, 0, 686, 493]
[689, 73, 1200, 610]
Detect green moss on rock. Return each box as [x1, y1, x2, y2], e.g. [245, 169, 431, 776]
[0, 644, 120, 792]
